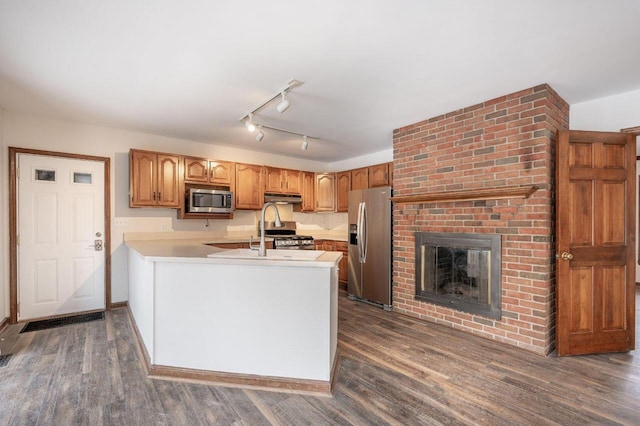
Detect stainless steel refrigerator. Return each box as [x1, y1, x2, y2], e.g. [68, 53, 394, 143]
[348, 186, 392, 310]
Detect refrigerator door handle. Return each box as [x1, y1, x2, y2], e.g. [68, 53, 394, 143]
[357, 202, 364, 263]
[361, 202, 368, 263]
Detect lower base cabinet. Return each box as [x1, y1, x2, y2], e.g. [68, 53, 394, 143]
[316, 240, 348, 287]
[335, 241, 348, 287]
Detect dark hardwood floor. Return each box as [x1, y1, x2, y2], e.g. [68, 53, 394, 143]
[1, 289, 639, 425]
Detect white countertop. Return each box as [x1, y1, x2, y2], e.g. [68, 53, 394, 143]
[123, 230, 348, 243]
[126, 238, 342, 267]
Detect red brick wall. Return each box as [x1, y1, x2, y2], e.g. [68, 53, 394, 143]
[392, 84, 569, 355]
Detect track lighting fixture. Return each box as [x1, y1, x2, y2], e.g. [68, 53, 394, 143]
[239, 79, 317, 151]
[245, 113, 256, 132]
[276, 91, 290, 113]
[246, 122, 316, 151]
[239, 79, 302, 124]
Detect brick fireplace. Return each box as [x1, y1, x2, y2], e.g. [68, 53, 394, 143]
[392, 84, 569, 355]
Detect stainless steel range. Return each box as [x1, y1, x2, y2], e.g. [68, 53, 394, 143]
[262, 221, 315, 250]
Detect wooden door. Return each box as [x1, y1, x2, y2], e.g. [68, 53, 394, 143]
[17, 154, 106, 320]
[264, 166, 284, 193]
[285, 169, 302, 194]
[235, 163, 264, 209]
[336, 171, 351, 212]
[209, 161, 234, 186]
[129, 150, 156, 207]
[156, 154, 180, 207]
[315, 173, 336, 212]
[351, 167, 369, 190]
[301, 172, 315, 212]
[556, 130, 635, 356]
[368, 163, 389, 187]
[184, 156, 209, 183]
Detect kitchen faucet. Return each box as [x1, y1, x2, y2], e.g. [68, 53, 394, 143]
[250, 202, 282, 256]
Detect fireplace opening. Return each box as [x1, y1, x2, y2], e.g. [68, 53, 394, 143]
[415, 232, 501, 319]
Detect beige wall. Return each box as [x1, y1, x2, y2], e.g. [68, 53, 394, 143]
[570, 90, 640, 284]
[0, 111, 350, 320]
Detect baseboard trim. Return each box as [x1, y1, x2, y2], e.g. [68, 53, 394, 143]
[110, 301, 128, 309]
[125, 306, 335, 396]
[0, 317, 9, 333]
[148, 364, 333, 396]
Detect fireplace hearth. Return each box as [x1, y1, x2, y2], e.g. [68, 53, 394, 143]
[415, 232, 501, 319]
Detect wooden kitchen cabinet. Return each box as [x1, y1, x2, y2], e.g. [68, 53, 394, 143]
[264, 167, 301, 194]
[314, 239, 348, 286]
[130, 149, 180, 208]
[351, 167, 369, 190]
[300, 171, 315, 212]
[335, 241, 348, 286]
[336, 171, 351, 212]
[315, 173, 336, 212]
[235, 163, 264, 209]
[184, 157, 235, 187]
[369, 163, 390, 187]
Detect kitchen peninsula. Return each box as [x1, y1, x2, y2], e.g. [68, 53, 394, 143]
[126, 236, 341, 394]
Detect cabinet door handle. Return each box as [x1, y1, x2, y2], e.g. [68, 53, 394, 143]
[153, 192, 156, 201]
[158, 192, 162, 201]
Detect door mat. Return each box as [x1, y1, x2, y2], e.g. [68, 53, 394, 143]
[20, 311, 104, 333]
[0, 354, 12, 367]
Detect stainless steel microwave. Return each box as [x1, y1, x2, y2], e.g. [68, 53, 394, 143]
[188, 188, 234, 213]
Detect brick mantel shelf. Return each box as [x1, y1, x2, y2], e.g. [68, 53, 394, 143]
[390, 185, 538, 205]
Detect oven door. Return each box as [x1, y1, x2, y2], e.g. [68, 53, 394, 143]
[273, 237, 315, 250]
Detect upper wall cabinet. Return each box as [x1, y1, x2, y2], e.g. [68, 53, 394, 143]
[315, 173, 336, 212]
[368, 163, 391, 187]
[351, 167, 369, 191]
[300, 171, 315, 212]
[130, 149, 181, 208]
[235, 163, 264, 210]
[184, 157, 235, 187]
[336, 171, 351, 213]
[264, 167, 302, 195]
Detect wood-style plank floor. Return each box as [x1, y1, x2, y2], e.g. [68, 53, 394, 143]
[1, 289, 639, 425]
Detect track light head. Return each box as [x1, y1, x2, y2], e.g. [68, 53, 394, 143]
[245, 113, 256, 132]
[276, 92, 290, 113]
[301, 135, 308, 151]
[256, 127, 264, 142]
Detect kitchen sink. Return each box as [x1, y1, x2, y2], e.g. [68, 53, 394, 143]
[208, 249, 325, 261]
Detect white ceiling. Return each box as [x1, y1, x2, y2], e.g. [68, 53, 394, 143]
[1, 1, 639, 162]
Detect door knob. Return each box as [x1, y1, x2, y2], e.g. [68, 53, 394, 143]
[561, 252, 573, 261]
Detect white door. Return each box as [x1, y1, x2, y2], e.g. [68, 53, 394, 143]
[17, 154, 106, 321]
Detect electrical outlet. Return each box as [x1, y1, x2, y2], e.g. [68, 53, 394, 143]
[114, 218, 128, 226]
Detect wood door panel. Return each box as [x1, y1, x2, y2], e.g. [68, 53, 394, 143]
[603, 143, 627, 168]
[568, 267, 593, 332]
[209, 161, 233, 185]
[130, 151, 156, 206]
[569, 180, 593, 246]
[157, 154, 180, 207]
[569, 246, 627, 267]
[569, 167, 628, 181]
[569, 143, 593, 167]
[600, 181, 626, 244]
[184, 157, 208, 183]
[602, 266, 627, 330]
[556, 130, 635, 356]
